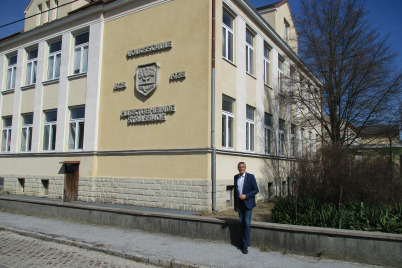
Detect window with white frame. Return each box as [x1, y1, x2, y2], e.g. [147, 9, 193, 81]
[43, 110, 57, 151]
[246, 105, 254, 151]
[47, 40, 62, 80]
[222, 10, 234, 62]
[290, 124, 296, 157]
[1, 117, 12, 153]
[26, 48, 38, 85]
[68, 106, 85, 150]
[284, 19, 290, 43]
[279, 119, 285, 156]
[73, 32, 89, 74]
[6, 55, 17, 90]
[21, 114, 33, 152]
[278, 56, 284, 93]
[264, 45, 270, 86]
[222, 97, 234, 149]
[246, 30, 254, 75]
[264, 113, 272, 154]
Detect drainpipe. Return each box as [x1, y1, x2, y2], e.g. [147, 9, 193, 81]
[211, 0, 217, 211]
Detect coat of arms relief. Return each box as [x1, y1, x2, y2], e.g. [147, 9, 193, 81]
[135, 63, 159, 96]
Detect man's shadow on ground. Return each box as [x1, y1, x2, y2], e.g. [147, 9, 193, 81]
[218, 218, 244, 251]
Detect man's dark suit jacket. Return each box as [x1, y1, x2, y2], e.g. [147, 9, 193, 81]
[234, 172, 259, 210]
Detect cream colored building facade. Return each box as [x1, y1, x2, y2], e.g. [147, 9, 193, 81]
[0, 0, 320, 211]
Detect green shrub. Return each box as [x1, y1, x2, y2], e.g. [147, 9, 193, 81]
[270, 197, 402, 234]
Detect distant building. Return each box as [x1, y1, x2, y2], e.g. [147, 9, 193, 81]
[0, 0, 320, 210]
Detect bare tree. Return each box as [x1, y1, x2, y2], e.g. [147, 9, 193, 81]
[284, 0, 401, 146]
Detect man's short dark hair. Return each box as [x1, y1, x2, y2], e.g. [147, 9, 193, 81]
[238, 162, 246, 167]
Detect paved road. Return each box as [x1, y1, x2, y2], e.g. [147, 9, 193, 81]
[0, 230, 156, 268]
[0, 212, 382, 268]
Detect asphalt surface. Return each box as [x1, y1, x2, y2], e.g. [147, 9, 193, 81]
[0, 211, 383, 268]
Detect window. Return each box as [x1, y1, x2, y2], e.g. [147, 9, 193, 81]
[246, 105, 254, 151]
[264, 45, 270, 86]
[43, 110, 57, 151]
[222, 10, 234, 62]
[264, 113, 272, 154]
[73, 32, 89, 74]
[1, 117, 12, 153]
[41, 179, 49, 195]
[53, 0, 59, 20]
[278, 56, 284, 92]
[6, 55, 17, 90]
[47, 40, 62, 80]
[300, 128, 305, 157]
[26, 48, 38, 85]
[222, 97, 234, 149]
[284, 19, 290, 43]
[245, 30, 254, 75]
[45, 1, 50, 23]
[68, 106, 85, 150]
[289, 67, 295, 96]
[279, 119, 285, 156]
[18, 178, 25, 193]
[21, 114, 33, 152]
[0, 178, 4, 191]
[37, 4, 42, 26]
[290, 124, 296, 157]
[307, 131, 312, 159]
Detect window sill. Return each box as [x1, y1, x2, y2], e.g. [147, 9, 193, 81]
[264, 84, 273, 90]
[67, 73, 87, 81]
[43, 78, 60, 85]
[221, 147, 235, 151]
[21, 84, 35, 91]
[68, 149, 84, 152]
[1, 89, 15, 95]
[246, 72, 256, 80]
[222, 57, 237, 67]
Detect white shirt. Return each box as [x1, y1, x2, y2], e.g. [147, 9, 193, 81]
[237, 172, 246, 196]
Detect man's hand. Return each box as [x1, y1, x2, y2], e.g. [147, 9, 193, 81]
[240, 194, 247, 200]
[234, 206, 238, 212]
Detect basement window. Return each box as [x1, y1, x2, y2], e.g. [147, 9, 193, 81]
[18, 178, 25, 193]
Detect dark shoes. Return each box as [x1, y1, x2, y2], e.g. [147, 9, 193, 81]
[241, 247, 248, 254]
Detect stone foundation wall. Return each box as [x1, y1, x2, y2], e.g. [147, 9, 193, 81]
[77, 177, 212, 211]
[2, 174, 273, 211]
[2, 175, 64, 199]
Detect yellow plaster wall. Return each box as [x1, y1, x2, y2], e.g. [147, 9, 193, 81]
[95, 153, 209, 179]
[20, 89, 35, 114]
[1, 93, 14, 116]
[24, 0, 89, 32]
[97, 0, 211, 151]
[68, 77, 87, 107]
[42, 83, 59, 110]
[0, 155, 95, 176]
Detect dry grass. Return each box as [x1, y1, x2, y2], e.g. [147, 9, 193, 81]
[197, 202, 274, 222]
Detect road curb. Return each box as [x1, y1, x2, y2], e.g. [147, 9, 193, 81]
[0, 226, 212, 268]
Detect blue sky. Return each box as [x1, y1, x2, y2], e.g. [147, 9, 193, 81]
[1, 0, 401, 68]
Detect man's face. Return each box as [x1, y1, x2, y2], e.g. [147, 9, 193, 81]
[238, 164, 246, 175]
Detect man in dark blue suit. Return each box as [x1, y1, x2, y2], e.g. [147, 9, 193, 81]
[234, 162, 259, 254]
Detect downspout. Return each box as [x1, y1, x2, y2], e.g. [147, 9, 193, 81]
[211, 0, 217, 211]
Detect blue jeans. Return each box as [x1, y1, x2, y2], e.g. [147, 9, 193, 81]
[238, 201, 253, 248]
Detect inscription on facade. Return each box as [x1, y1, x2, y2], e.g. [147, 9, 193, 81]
[121, 105, 176, 125]
[127, 41, 172, 58]
[136, 63, 159, 96]
[169, 71, 186, 80]
[113, 82, 126, 91]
